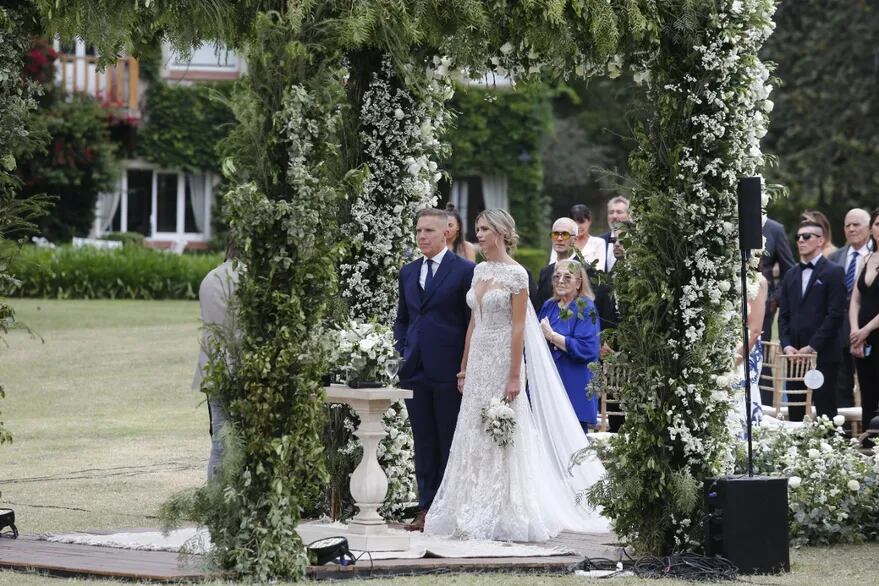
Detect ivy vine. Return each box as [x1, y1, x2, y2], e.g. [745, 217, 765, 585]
[445, 83, 553, 246]
[138, 81, 235, 172]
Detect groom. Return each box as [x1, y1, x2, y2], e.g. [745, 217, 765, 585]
[394, 208, 475, 531]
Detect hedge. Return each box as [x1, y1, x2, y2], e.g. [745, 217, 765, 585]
[513, 247, 548, 281]
[4, 245, 223, 300]
[3, 244, 546, 301]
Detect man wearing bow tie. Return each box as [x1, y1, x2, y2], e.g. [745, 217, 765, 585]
[394, 208, 475, 530]
[778, 220, 847, 421]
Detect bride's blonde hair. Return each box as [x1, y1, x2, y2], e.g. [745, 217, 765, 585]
[475, 209, 519, 252]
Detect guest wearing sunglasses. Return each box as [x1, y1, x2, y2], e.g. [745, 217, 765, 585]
[549, 204, 607, 272]
[778, 220, 847, 421]
[537, 259, 601, 432]
[533, 217, 578, 309]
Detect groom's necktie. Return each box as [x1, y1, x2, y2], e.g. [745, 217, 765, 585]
[424, 259, 435, 291]
[846, 252, 858, 292]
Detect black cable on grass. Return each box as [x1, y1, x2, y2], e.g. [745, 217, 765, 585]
[634, 552, 738, 581]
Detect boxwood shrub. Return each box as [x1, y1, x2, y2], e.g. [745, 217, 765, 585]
[4, 245, 223, 300]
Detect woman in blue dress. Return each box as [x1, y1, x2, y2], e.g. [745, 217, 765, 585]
[537, 259, 601, 432]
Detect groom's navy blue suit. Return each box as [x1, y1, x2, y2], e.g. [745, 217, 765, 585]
[394, 249, 474, 511]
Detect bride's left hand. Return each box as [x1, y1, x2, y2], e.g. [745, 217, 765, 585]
[505, 377, 521, 402]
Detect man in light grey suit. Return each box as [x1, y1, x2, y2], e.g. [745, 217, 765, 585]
[829, 209, 871, 408]
[192, 241, 240, 480]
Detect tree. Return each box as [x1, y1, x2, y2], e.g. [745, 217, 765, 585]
[762, 0, 879, 239]
[0, 4, 53, 454]
[17, 40, 119, 242]
[545, 74, 644, 226]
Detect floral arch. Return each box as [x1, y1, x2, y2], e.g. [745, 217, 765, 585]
[3, 0, 780, 579]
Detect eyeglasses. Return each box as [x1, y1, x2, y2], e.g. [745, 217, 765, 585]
[795, 233, 822, 241]
[552, 274, 578, 283]
[551, 231, 573, 240]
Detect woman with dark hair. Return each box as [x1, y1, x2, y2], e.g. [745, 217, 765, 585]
[445, 202, 477, 262]
[849, 209, 879, 428]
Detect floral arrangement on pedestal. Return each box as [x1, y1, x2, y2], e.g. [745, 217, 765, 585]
[332, 320, 397, 387]
[741, 416, 879, 545]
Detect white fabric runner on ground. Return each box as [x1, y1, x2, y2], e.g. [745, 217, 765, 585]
[42, 527, 574, 559]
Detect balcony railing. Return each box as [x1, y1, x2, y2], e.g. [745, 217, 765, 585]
[56, 54, 140, 113]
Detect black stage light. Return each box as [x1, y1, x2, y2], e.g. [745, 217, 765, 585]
[0, 509, 18, 539]
[307, 536, 354, 566]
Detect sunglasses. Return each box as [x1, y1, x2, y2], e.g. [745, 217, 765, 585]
[551, 231, 573, 240]
[552, 274, 578, 283]
[795, 233, 822, 241]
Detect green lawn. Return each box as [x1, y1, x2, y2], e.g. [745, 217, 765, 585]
[0, 299, 207, 534]
[0, 299, 876, 585]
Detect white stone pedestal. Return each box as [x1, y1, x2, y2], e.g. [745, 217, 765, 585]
[296, 384, 413, 551]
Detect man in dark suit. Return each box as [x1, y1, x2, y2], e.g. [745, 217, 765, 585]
[394, 208, 475, 531]
[778, 220, 847, 421]
[828, 208, 871, 408]
[597, 196, 630, 273]
[760, 217, 796, 342]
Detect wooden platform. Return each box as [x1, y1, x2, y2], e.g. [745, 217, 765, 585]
[308, 531, 622, 580]
[0, 531, 622, 582]
[0, 536, 216, 582]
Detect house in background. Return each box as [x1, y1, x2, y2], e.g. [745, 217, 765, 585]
[54, 39, 243, 250]
[53, 41, 550, 247]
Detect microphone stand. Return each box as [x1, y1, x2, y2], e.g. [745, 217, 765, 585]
[740, 249, 754, 477]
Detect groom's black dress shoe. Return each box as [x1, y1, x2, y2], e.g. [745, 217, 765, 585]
[404, 510, 427, 532]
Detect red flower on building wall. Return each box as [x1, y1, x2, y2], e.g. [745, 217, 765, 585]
[25, 39, 58, 86]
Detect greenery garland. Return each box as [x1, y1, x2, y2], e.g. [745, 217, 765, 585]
[32, 0, 782, 577]
[587, 0, 779, 553]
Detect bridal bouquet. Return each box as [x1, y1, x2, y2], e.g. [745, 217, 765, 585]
[481, 397, 517, 447]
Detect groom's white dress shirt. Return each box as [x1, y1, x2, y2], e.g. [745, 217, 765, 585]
[420, 247, 448, 289]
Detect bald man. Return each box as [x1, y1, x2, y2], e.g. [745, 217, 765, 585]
[829, 208, 872, 408]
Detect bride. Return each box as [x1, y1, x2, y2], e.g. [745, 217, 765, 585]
[424, 209, 610, 541]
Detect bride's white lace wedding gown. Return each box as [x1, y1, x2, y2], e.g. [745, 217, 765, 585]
[424, 262, 610, 541]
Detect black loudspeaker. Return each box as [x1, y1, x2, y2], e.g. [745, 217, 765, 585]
[737, 177, 763, 250]
[704, 476, 789, 574]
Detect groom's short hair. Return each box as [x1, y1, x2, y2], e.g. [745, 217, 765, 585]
[416, 208, 449, 223]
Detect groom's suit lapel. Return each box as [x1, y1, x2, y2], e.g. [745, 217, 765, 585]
[421, 252, 457, 308]
[406, 262, 425, 311]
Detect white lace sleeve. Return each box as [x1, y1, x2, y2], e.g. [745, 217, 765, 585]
[506, 265, 529, 294]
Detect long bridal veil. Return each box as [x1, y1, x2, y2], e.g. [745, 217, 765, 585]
[522, 303, 611, 533]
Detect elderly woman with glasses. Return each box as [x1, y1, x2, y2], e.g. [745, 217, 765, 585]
[537, 259, 601, 432]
